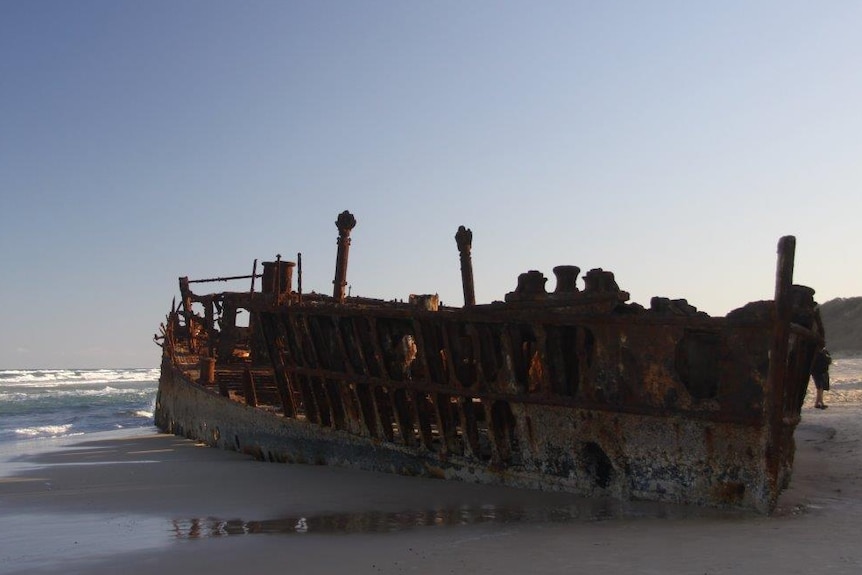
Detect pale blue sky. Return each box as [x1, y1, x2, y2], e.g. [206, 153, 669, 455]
[1, 1, 859, 368]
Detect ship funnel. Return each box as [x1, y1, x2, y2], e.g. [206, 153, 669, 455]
[262, 259, 295, 295]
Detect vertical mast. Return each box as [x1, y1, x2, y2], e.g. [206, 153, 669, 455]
[333, 210, 357, 302]
[455, 225, 476, 307]
[764, 235, 796, 505]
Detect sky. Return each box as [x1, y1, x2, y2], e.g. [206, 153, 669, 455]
[1, 1, 860, 369]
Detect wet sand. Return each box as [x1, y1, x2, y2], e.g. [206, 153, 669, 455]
[2, 396, 861, 575]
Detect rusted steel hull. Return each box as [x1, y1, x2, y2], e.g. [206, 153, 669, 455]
[154, 216, 823, 513]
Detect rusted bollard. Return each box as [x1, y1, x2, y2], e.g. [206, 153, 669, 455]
[553, 265, 580, 293]
[583, 268, 619, 294]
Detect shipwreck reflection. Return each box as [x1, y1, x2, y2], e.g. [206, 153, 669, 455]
[171, 499, 746, 539]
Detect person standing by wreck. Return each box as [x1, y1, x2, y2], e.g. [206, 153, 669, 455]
[811, 347, 832, 409]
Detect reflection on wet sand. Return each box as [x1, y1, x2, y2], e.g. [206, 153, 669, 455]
[171, 499, 747, 539]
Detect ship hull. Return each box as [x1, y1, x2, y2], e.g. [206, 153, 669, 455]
[154, 224, 821, 514]
[155, 304, 812, 513]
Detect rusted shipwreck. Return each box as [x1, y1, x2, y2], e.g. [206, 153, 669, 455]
[155, 210, 824, 513]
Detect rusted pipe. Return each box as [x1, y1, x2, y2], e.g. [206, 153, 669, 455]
[178, 277, 192, 314]
[187, 274, 258, 284]
[275, 254, 282, 296]
[333, 210, 357, 302]
[297, 252, 303, 301]
[455, 225, 476, 306]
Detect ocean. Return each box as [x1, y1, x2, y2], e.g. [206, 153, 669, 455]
[0, 367, 159, 445]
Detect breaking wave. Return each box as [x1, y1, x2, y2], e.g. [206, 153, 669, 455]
[0, 368, 159, 443]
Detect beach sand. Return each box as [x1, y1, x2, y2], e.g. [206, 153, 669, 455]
[2, 394, 861, 575]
